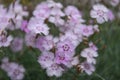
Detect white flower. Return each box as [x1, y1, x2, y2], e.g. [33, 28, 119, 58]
[90, 4, 109, 24]
[46, 63, 64, 77]
[28, 18, 49, 35]
[81, 48, 98, 64]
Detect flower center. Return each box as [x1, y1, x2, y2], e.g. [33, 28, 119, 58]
[62, 44, 70, 51]
[97, 10, 104, 17]
[83, 28, 89, 33]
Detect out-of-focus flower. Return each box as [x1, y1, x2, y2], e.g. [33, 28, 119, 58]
[25, 33, 36, 47]
[36, 35, 56, 51]
[10, 37, 23, 52]
[1, 57, 25, 80]
[28, 18, 49, 35]
[21, 20, 29, 33]
[107, 10, 115, 21]
[38, 51, 54, 69]
[89, 42, 98, 51]
[80, 61, 95, 75]
[93, 25, 99, 32]
[110, 0, 119, 7]
[7, 0, 29, 30]
[8, 63, 25, 80]
[79, 25, 94, 37]
[56, 38, 75, 58]
[64, 6, 85, 27]
[0, 34, 13, 47]
[0, 5, 12, 30]
[1, 57, 10, 72]
[90, 4, 109, 24]
[46, 63, 64, 77]
[71, 56, 79, 66]
[33, 2, 51, 20]
[9, 0, 28, 20]
[55, 52, 72, 68]
[81, 48, 98, 64]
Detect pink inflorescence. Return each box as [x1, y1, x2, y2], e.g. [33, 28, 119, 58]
[0, 0, 115, 78]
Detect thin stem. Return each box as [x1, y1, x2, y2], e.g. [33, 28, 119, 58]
[95, 73, 106, 80]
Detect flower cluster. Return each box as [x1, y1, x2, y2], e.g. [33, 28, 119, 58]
[1, 57, 25, 80]
[0, 0, 28, 48]
[26, 0, 110, 77]
[0, 0, 116, 79]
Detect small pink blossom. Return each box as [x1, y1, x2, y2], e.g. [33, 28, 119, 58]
[79, 25, 94, 37]
[56, 39, 75, 58]
[38, 51, 54, 69]
[21, 20, 29, 33]
[81, 48, 98, 64]
[90, 4, 109, 24]
[0, 35, 13, 47]
[28, 18, 49, 35]
[107, 10, 115, 21]
[10, 37, 23, 52]
[89, 42, 98, 51]
[110, 0, 119, 7]
[80, 61, 95, 75]
[46, 63, 64, 77]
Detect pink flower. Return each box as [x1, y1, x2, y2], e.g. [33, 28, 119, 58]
[55, 52, 72, 68]
[1, 57, 10, 72]
[25, 33, 36, 47]
[71, 56, 79, 66]
[1, 57, 25, 80]
[48, 1, 65, 26]
[64, 6, 85, 26]
[64, 6, 81, 17]
[8, 63, 25, 80]
[21, 20, 29, 33]
[9, 0, 28, 20]
[93, 25, 99, 32]
[35, 36, 46, 51]
[79, 25, 94, 37]
[0, 34, 13, 47]
[107, 10, 115, 21]
[46, 63, 64, 77]
[110, 0, 119, 7]
[90, 4, 109, 24]
[56, 39, 75, 58]
[0, 5, 12, 30]
[80, 61, 95, 75]
[28, 17, 49, 35]
[38, 51, 54, 69]
[81, 48, 98, 64]
[36, 35, 56, 51]
[89, 42, 98, 51]
[10, 37, 23, 52]
[48, 15, 65, 26]
[33, 2, 51, 20]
